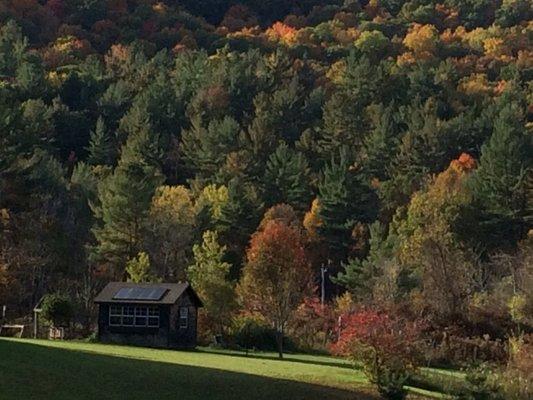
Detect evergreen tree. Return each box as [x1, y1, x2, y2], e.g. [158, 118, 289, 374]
[180, 116, 240, 181]
[264, 143, 311, 211]
[471, 102, 532, 245]
[334, 222, 397, 299]
[317, 149, 378, 262]
[216, 178, 263, 267]
[87, 117, 114, 166]
[188, 230, 236, 334]
[118, 103, 163, 168]
[126, 252, 158, 283]
[92, 123, 164, 277]
[0, 21, 27, 77]
[91, 162, 162, 277]
[362, 104, 402, 181]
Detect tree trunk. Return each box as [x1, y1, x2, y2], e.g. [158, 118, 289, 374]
[276, 328, 283, 359]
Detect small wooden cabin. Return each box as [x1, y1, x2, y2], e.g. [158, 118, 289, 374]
[94, 282, 202, 349]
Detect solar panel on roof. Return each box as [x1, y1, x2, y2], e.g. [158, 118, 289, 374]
[113, 287, 167, 301]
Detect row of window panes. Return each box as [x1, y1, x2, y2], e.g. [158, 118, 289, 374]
[109, 306, 160, 327]
[179, 307, 188, 329]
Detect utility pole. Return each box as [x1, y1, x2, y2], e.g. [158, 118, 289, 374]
[321, 259, 331, 305]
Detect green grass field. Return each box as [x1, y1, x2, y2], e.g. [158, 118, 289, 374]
[0, 338, 448, 400]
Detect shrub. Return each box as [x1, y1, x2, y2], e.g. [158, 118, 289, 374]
[459, 364, 503, 400]
[289, 297, 337, 351]
[40, 293, 74, 327]
[424, 328, 508, 367]
[231, 314, 295, 352]
[498, 335, 532, 399]
[331, 309, 426, 400]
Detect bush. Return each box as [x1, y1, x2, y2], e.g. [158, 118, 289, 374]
[231, 314, 295, 352]
[40, 293, 74, 328]
[497, 336, 532, 399]
[458, 364, 503, 400]
[424, 330, 508, 367]
[331, 309, 426, 400]
[289, 297, 336, 351]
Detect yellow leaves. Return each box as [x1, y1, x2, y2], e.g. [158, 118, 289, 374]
[398, 24, 439, 66]
[395, 154, 477, 264]
[53, 35, 87, 54]
[303, 198, 323, 243]
[483, 37, 512, 60]
[458, 73, 493, 96]
[46, 71, 67, 88]
[334, 292, 355, 315]
[152, 2, 167, 14]
[326, 60, 347, 85]
[197, 184, 229, 219]
[508, 294, 527, 324]
[403, 24, 439, 54]
[150, 185, 195, 223]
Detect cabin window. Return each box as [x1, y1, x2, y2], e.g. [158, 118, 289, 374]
[179, 307, 188, 329]
[109, 305, 159, 328]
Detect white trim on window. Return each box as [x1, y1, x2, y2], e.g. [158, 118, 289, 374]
[179, 307, 188, 329]
[109, 305, 160, 328]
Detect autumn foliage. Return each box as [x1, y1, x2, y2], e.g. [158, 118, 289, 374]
[239, 217, 313, 357]
[332, 309, 426, 399]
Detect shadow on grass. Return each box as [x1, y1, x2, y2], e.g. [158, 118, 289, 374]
[198, 348, 356, 370]
[0, 340, 377, 400]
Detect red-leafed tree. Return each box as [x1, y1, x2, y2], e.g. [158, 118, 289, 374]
[291, 296, 337, 350]
[238, 215, 313, 358]
[332, 309, 426, 400]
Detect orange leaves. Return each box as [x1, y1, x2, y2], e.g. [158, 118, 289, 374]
[239, 214, 314, 327]
[246, 220, 307, 269]
[453, 153, 477, 172]
[265, 22, 298, 45]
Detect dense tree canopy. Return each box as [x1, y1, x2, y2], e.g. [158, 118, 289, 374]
[0, 1, 531, 377]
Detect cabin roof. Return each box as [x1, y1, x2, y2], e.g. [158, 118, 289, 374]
[94, 282, 202, 306]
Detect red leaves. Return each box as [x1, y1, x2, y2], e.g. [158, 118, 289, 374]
[331, 308, 425, 364]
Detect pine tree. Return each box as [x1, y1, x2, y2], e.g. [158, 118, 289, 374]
[87, 117, 114, 166]
[334, 222, 397, 299]
[187, 230, 236, 334]
[264, 143, 311, 211]
[318, 149, 378, 261]
[91, 162, 163, 277]
[216, 178, 263, 265]
[92, 121, 164, 277]
[118, 104, 163, 168]
[472, 102, 532, 244]
[126, 252, 159, 283]
[180, 116, 240, 181]
[319, 92, 363, 161]
[362, 104, 401, 181]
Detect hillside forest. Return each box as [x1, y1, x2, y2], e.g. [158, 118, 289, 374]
[0, 0, 532, 398]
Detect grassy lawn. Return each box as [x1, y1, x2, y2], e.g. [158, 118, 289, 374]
[0, 338, 454, 400]
[0, 338, 377, 400]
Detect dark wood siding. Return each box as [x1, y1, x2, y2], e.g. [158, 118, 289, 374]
[168, 290, 198, 348]
[97, 292, 199, 349]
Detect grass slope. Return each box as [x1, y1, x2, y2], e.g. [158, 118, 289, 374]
[0, 338, 376, 400]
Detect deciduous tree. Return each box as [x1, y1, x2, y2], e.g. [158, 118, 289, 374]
[238, 218, 313, 358]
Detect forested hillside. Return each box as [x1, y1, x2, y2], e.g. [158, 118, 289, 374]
[0, 1, 532, 394]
